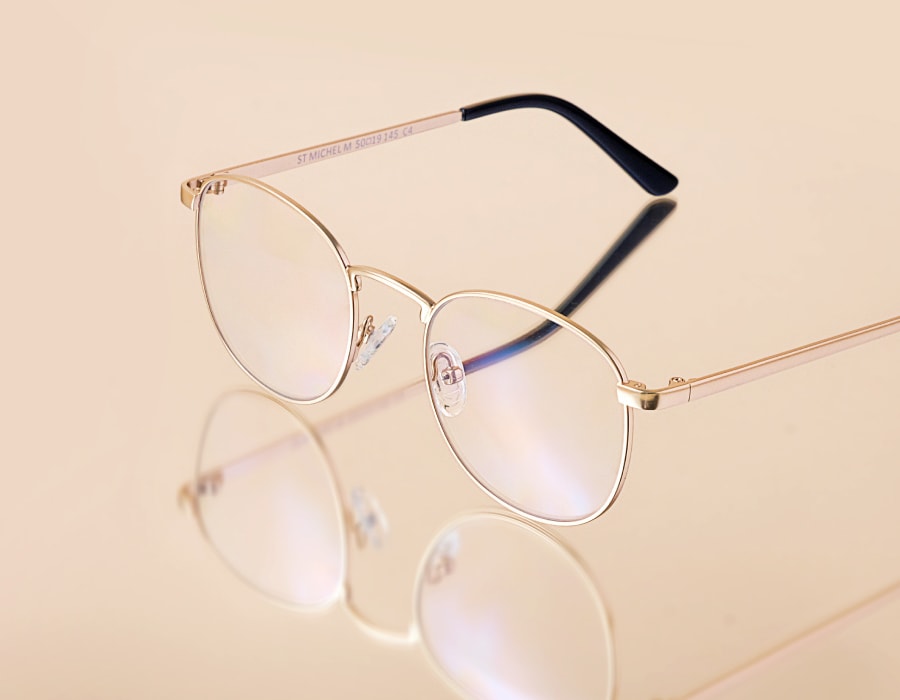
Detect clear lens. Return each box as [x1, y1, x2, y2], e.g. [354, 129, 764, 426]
[195, 391, 345, 607]
[425, 294, 628, 523]
[416, 514, 613, 700]
[197, 178, 354, 402]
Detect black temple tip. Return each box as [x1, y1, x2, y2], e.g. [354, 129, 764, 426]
[461, 94, 678, 196]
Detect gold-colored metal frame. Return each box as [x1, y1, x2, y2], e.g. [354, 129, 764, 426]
[617, 315, 900, 410]
[195, 175, 359, 405]
[181, 111, 463, 211]
[192, 174, 634, 525]
[179, 390, 616, 697]
[182, 106, 900, 525]
[423, 291, 633, 527]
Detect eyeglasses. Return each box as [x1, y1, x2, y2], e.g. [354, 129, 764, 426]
[179, 93, 900, 525]
[179, 390, 615, 700]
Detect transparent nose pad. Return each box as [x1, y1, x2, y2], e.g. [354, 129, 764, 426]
[423, 530, 460, 584]
[356, 315, 398, 370]
[428, 342, 467, 417]
[350, 487, 389, 549]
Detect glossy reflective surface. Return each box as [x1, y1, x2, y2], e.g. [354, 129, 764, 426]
[186, 390, 616, 699]
[415, 514, 614, 699]
[4, 1, 900, 698]
[193, 391, 347, 607]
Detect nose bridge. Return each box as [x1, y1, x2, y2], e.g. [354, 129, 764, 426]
[348, 265, 435, 322]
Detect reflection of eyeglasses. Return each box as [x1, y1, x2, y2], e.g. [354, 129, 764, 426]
[180, 93, 900, 525]
[179, 390, 615, 700]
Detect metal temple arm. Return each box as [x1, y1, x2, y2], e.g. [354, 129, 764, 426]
[618, 315, 900, 410]
[180, 94, 678, 208]
[179, 110, 460, 209]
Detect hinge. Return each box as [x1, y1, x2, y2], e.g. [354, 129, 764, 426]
[617, 378, 691, 411]
[180, 177, 226, 211]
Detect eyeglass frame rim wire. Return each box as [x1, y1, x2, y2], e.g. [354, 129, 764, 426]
[194, 172, 635, 526]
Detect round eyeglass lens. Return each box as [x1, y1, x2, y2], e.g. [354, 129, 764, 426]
[416, 514, 614, 700]
[195, 391, 345, 607]
[425, 294, 628, 523]
[197, 178, 354, 402]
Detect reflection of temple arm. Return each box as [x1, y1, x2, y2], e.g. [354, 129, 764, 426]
[180, 94, 678, 208]
[676, 579, 900, 700]
[464, 199, 676, 373]
[179, 430, 314, 502]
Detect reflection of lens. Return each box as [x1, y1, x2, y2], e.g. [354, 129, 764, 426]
[197, 177, 355, 402]
[415, 514, 614, 700]
[425, 293, 630, 524]
[195, 391, 345, 607]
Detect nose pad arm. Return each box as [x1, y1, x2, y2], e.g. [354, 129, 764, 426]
[428, 342, 467, 417]
[356, 315, 398, 370]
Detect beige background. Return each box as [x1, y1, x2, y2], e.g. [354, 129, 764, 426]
[2, 1, 900, 698]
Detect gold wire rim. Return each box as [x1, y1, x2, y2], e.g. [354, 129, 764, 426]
[422, 290, 634, 527]
[194, 174, 360, 405]
[194, 174, 635, 526]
